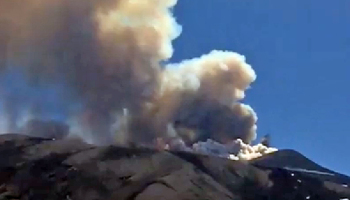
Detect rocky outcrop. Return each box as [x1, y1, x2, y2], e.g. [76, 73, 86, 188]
[0, 134, 349, 200]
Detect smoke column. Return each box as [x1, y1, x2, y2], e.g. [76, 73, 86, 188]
[0, 0, 180, 143]
[0, 0, 276, 159]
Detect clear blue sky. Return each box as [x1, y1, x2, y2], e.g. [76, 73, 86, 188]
[172, 0, 350, 175]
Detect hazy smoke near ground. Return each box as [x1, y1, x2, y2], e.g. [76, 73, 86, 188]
[192, 139, 277, 161]
[0, 0, 277, 159]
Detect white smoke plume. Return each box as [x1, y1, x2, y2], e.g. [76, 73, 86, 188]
[192, 139, 278, 161]
[0, 0, 278, 159]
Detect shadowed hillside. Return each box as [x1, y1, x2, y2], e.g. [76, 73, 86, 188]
[0, 134, 349, 200]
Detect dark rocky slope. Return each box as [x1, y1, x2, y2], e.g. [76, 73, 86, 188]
[251, 149, 350, 185]
[0, 134, 349, 200]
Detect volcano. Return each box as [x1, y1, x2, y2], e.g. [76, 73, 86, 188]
[0, 134, 349, 200]
[251, 149, 350, 185]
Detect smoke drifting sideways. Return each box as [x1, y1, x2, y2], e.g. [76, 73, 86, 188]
[0, 0, 277, 160]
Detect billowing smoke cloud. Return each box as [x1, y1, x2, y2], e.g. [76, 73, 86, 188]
[0, 0, 276, 159]
[192, 139, 277, 161]
[0, 0, 180, 144]
[129, 50, 258, 145]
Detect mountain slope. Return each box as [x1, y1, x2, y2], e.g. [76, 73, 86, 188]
[251, 149, 350, 185]
[0, 134, 349, 200]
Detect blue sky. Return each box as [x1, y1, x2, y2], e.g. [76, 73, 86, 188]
[172, 0, 350, 175]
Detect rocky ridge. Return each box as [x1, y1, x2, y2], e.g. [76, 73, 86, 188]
[0, 134, 349, 200]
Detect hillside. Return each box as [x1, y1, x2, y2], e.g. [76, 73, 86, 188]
[0, 134, 349, 200]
